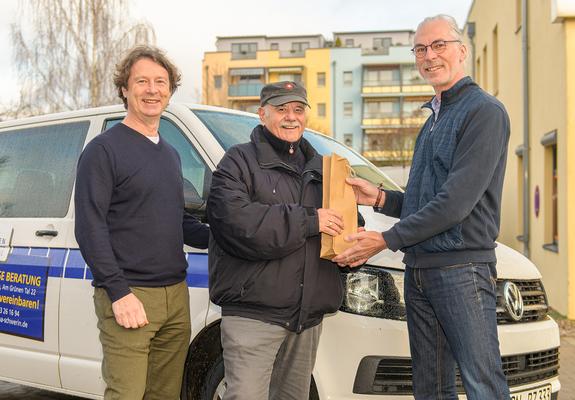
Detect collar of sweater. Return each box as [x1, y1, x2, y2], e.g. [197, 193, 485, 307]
[423, 76, 477, 110]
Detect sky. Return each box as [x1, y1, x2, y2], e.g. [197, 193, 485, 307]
[0, 0, 473, 107]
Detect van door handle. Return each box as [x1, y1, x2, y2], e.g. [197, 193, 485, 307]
[35, 230, 58, 237]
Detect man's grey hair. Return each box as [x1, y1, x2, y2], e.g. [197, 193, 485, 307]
[416, 14, 463, 41]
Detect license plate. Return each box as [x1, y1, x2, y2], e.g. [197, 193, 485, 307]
[511, 384, 552, 400]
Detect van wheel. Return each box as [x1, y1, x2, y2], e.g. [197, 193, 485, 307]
[201, 355, 320, 400]
[202, 355, 226, 400]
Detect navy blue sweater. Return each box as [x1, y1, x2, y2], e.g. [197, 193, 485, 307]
[74, 123, 209, 301]
[380, 77, 510, 267]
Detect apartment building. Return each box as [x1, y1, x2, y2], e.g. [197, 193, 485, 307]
[329, 30, 432, 163]
[202, 34, 331, 134]
[464, 0, 575, 317]
[202, 30, 434, 166]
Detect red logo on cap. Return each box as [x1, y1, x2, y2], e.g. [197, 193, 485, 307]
[285, 82, 293, 90]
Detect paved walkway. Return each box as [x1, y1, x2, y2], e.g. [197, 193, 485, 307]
[0, 382, 79, 399]
[1, 324, 574, 398]
[559, 334, 575, 399]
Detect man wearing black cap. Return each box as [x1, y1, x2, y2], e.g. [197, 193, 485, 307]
[208, 81, 345, 400]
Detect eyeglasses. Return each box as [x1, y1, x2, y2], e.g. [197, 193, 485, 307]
[411, 40, 461, 58]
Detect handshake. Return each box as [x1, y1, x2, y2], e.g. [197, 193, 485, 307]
[330, 177, 388, 268]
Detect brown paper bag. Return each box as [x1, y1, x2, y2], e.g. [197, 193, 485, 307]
[320, 153, 358, 260]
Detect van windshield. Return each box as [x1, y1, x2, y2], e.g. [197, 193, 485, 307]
[192, 109, 401, 190]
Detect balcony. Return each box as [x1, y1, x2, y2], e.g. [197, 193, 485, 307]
[362, 111, 429, 128]
[363, 79, 401, 87]
[361, 47, 390, 56]
[362, 77, 433, 97]
[362, 79, 401, 95]
[401, 76, 433, 93]
[362, 113, 401, 127]
[279, 50, 306, 58]
[228, 83, 264, 97]
[231, 51, 257, 60]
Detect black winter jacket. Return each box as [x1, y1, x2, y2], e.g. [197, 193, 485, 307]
[207, 125, 344, 333]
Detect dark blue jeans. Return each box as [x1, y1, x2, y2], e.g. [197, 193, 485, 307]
[404, 262, 510, 400]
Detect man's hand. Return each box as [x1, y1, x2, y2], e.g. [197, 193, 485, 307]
[317, 208, 344, 236]
[346, 178, 384, 207]
[332, 230, 387, 268]
[111, 293, 149, 329]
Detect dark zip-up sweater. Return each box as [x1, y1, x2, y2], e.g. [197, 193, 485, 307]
[74, 123, 209, 301]
[379, 77, 510, 267]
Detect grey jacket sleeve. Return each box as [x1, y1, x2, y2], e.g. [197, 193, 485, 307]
[383, 101, 510, 251]
[207, 147, 317, 261]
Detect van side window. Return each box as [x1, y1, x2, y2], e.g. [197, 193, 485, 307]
[103, 118, 211, 206]
[192, 110, 258, 150]
[0, 121, 89, 218]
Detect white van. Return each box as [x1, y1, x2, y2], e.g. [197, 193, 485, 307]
[0, 104, 560, 399]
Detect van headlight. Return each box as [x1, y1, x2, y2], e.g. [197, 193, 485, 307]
[339, 266, 406, 321]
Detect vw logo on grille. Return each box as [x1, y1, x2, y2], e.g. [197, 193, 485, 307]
[503, 281, 524, 321]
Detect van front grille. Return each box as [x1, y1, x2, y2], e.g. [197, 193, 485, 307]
[353, 348, 559, 395]
[496, 279, 548, 324]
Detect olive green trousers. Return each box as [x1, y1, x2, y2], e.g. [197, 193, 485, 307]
[94, 280, 191, 400]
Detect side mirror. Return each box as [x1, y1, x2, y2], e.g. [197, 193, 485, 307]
[183, 176, 206, 221]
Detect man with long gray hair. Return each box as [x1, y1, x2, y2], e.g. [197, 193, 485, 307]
[333, 15, 511, 399]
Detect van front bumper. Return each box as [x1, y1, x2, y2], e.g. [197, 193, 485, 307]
[313, 312, 560, 399]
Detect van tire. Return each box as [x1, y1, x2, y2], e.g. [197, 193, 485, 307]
[202, 355, 225, 400]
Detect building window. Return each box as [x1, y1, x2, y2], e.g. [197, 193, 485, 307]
[343, 71, 353, 86]
[515, 146, 525, 243]
[344, 134, 353, 147]
[364, 67, 400, 86]
[317, 103, 326, 118]
[343, 102, 353, 118]
[400, 65, 423, 85]
[550, 145, 558, 247]
[493, 25, 499, 95]
[291, 42, 309, 55]
[278, 73, 302, 83]
[402, 98, 428, 117]
[345, 38, 354, 47]
[270, 43, 279, 50]
[373, 37, 392, 54]
[476, 56, 481, 86]
[363, 100, 399, 118]
[240, 103, 260, 114]
[231, 42, 258, 59]
[482, 45, 488, 91]
[516, 0, 522, 32]
[541, 130, 558, 252]
[214, 75, 222, 89]
[317, 72, 326, 87]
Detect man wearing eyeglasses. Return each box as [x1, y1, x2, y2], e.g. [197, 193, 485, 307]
[333, 14, 511, 399]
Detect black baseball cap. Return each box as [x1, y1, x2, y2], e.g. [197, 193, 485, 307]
[260, 81, 309, 107]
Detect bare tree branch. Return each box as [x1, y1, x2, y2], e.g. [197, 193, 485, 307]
[9, 0, 156, 117]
